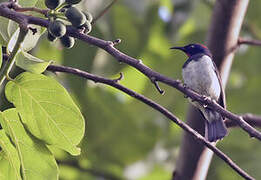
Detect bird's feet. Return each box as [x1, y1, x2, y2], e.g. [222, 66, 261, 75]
[202, 95, 212, 108]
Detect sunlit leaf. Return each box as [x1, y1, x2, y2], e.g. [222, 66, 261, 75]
[18, 0, 39, 7]
[16, 51, 52, 74]
[0, 17, 10, 45]
[7, 21, 18, 38]
[0, 130, 21, 180]
[7, 25, 45, 53]
[0, 109, 58, 180]
[7, 28, 19, 53]
[22, 25, 45, 52]
[5, 72, 85, 155]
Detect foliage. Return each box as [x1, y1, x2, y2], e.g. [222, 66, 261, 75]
[0, 0, 260, 180]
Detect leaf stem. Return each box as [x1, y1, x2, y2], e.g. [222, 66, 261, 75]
[0, 26, 28, 85]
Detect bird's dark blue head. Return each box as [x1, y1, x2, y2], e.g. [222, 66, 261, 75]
[170, 43, 212, 58]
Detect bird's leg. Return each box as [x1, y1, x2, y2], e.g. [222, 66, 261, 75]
[202, 95, 211, 108]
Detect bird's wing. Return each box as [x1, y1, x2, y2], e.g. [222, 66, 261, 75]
[212, 61, 226, 109]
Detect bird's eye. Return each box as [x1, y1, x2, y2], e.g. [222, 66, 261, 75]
[190, 45, 195, 48]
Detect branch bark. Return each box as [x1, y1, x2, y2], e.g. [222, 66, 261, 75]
[47, 64, 254, 180]
[0, 2, 260, 142]
[174, 0, 250, 180]
[0, 1, 259, 179]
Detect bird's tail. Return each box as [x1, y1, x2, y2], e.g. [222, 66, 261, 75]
[203, 108, 228, 142]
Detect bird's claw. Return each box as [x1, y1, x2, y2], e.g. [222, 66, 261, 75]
[203, 95, 211, 101]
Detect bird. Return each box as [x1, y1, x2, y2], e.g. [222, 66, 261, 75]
[170, 43, 228, 142]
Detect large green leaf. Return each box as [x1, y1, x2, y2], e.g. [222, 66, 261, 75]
[5, 72, 85, 155]
[0, 130, 21, 180]
[16, 51, 52, 74]
[0, 109, 58, 180]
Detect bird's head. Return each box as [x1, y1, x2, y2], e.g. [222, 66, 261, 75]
[170, 43, 212, 58]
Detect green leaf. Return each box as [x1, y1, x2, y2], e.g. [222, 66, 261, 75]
[0, 130, 21, 180]
[5, 72, 85, 155]
[7, 21, 18, 38]
[7, 28, 19, 53]
[0, 33, 6, 45]
[0, 109, 59, 180]
[22, 25, 45, 52]
[16, 51, 52, 74]
[0, 17, 9, 45]
[18, 0, 39, 7]
[7, 25, 45, 53]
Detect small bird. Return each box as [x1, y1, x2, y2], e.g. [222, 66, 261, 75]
[171, 43, 228, 142]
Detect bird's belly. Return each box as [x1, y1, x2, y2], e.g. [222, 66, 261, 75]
[182, 56, 220, 100]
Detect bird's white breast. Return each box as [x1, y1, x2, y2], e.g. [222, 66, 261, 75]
[182, 55, 220, 100]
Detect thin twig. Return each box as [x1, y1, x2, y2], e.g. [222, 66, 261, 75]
[92, 0, 118, 25]
[0, 2, 259, 178]
[151, 77, 164, 94]
[47, 64, 254, 180]
[238, 37, 261, 46]
[226, 114, 261, 128]
[0, 1, 260, 142]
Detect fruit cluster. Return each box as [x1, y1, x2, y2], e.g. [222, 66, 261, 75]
[45, 0, 93, 48]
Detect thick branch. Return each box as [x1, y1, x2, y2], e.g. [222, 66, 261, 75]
[0, 1, 260, 140]
[0, 2, 259, 179]
[47, 64, 254, 180]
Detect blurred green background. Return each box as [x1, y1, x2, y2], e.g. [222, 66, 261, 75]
[29, 0, 261, 179]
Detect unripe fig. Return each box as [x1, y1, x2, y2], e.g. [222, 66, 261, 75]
[65, 0, 82, 4]
[65, 7, 86, 27]
[48, 20, 66, 38]
[47, 32, 57, 42]
[45, 0, 62, 10]
[83, 12, 93, 23]
[60, 35, 75, 49]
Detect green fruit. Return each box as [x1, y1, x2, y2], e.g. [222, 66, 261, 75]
[48, 20, 66, 38]
[65, 0, 82, 5]
[45, 0, 62, 10]
[60, 36, 75, 49]
[65, 7, 86, 27]
[83, 12, 93, 23]
[47, 32, 57, 42]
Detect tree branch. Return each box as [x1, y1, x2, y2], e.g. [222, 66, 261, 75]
[238, 37, 261, 46]
[91, 0, 118, 25]
[47, 64, 254, 180]
[0, 1, 260, 140]
[0, 2, 259, 179]
[226, 114, 261, 128]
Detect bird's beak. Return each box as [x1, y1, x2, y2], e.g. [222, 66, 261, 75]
[170, 46, 186, 52]
[170, 46, 190, 57]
